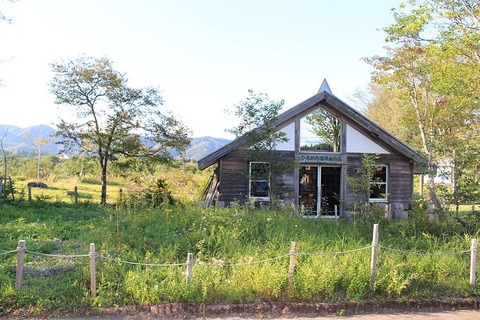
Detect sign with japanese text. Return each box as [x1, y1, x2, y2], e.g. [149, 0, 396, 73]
[298, 153, 343, 163]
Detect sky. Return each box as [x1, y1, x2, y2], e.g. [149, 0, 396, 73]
[0, 0, 401, 139]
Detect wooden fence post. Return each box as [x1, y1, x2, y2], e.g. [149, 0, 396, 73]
[470, 239, 477, 286]
[15, 240, 26, 290]
[370, 224, 379, 290]
[89, 243, 96, 298]
[28, 187, 32, 201]
[74, 186, 78, 204]
[288, 241, 296, 294]
[186, 253, 194, 285]
[385, 204, 392, 219]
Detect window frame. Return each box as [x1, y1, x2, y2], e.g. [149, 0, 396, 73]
[299, 108, 343, 154]
[369, 165, 388, 202]
[249, 161, 270, 201]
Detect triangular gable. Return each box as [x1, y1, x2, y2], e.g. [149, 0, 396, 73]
[198, 88, 426, 171]
[346, 124, 390, 154]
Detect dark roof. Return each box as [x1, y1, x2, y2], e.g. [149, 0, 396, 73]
[197, 89, 427, 172]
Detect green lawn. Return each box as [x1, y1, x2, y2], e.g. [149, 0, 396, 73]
[0, 199, 479, 315]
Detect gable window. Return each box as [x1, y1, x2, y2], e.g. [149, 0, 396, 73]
[300, 108, 342, 153]
[370, 166, 388, 202]
[249, 162, 270, 200]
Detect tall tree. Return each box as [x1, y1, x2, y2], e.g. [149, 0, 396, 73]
[225, 89, 290, 208]
[0, 127, 9, 178]
[49, 56, 191, 204]
[365, 0, 479, 210]
[0, 127, 10, 198]
[354, 84, 410, 142]
[21, 132, 50, 180]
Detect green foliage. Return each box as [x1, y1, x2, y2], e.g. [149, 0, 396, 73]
[49, 55, 191, 204]
[119, 178, 176, 208]
[225, 89, 285, 145]
[0, 201, 479, 314]
[225, 90, 294, 207]
[0, 177, 15, 202]
[1, 160, 477, 313]
[344, 154, 385, 222]
[365, 0, 480, 209]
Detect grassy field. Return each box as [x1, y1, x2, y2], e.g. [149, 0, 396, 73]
[0, 195, 479, 315]
[15, 178, 123, 203]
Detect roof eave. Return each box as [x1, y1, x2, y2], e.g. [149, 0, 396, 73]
[197, 91, 328, 170]
[197, 90, 427, 171]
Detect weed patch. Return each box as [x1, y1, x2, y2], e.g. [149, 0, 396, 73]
[0, 201, 479, 313]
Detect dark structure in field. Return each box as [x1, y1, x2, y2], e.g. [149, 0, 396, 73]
[198, 80, 426, 218]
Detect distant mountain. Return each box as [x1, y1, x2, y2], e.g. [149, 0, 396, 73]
[0, 124, 230, 160]
[0, 124, 60, 154]
[182, 136, 231, 161]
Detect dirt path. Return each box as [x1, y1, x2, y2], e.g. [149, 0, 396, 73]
[33, 309, 480, 319]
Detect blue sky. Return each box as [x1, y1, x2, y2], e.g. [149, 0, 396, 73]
[0, 0, 401, 139]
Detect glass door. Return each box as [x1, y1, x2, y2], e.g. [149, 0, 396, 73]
[299, 166, 318, 216]
[299, 166, 341, 216]
[319, 166, 341, 216]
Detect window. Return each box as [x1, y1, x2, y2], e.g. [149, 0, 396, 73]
[249, 162, 270, 200]
[370, 166, 388, 202]
[300, 108, 342, 153]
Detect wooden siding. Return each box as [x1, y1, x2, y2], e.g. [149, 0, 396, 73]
[345, 154, 414, 209]
[218, 151, 249, 204]
[217, 150, 296, 205]
[217, 150, 415, 210]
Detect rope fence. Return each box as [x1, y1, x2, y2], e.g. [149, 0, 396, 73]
[1, 224, 478, 298]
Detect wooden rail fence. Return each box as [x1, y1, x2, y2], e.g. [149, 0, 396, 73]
[3, 224, 478, 298]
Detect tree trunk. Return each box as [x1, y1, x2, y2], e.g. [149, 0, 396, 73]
[37, 148, 41, 180]
[427, 152, 442, 209]
[410, 92, 441, 209]
[1, 140, 7, 178]
[99, 156, 108, 205]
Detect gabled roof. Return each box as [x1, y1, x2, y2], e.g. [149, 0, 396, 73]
[198, 83, 427, 172]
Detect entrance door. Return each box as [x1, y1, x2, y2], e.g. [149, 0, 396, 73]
[320, 167, 341, 215]
[299, 166, 318, 215]
[299, 166, 341, 216]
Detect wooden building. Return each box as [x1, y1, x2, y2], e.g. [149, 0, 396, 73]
[198, 80, 426, 218]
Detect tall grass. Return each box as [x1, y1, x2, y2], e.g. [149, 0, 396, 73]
[0, 200, 479, 313]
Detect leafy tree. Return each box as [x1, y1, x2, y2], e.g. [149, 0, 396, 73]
[345, 153, 384, 205]
[354, 84, 412, 143]
[21, 132, 50, 180]
[49, 55, 191, 204]
[226, 89, 287, 152]
[365, 0, 479, 210]
[0, 128, 9, 178]
[0, 128, 8, 198]
[225, 89, 291, 208]
[345, 153, 384, 221]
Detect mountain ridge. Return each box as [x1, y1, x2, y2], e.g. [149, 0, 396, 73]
[0, 124, 230, 161]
